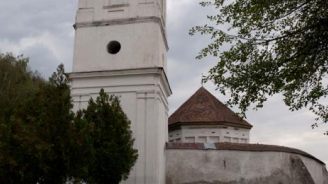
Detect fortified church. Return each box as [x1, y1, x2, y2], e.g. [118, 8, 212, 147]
[69, 0, 328, 183]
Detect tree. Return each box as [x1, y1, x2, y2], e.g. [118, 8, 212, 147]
[25, 64, 76, 184]
[80, 89, 138, 184]
[0, 53, 46, 183]
[0, 53, 138, 183]
[190, 0, 328, 129]
[0, 58, 78, 183]
[0, 53, 43, 124]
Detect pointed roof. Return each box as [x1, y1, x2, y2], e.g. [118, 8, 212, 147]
[169, 87, 252, 129]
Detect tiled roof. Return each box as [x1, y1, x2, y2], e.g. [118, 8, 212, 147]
[166, 142, 325, 165]
[169, 87, 252, 129]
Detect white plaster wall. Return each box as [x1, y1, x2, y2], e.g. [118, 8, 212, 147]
[74, 0, 168, 73]
[77, 0, 165, 23]
[73, 23, 167, 72]
[169, 125, 250, 143]
[166, 149, 328, 184]
[70, 70, 170, 184]
[71, 0, 169, 183]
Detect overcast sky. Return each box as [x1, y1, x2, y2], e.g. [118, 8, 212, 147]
[0, 0, 327, 165]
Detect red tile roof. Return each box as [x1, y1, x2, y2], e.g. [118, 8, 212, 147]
[166, 142, 325, 165]
[169, 87, 252, 129]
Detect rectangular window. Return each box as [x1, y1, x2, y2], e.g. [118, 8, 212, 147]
[209, 136, 220, 143]
[198, 136, 207, 143]
[232, 138, 239, 143]
[224, 136, 231, 142]
[185, 137, 195, 143]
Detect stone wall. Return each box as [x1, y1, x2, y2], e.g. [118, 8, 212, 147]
[166, 143, 328, 184]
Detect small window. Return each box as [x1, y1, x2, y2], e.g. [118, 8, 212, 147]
[224, 136, 231, 142]
[107, 41, 121, 54]
[209, 136, 220, 143]
[185, 137, 195, 143]
[175, 138, 181, 143]
[198, 136, 207, 143]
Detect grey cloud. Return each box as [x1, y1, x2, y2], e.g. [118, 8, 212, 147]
[24, 43, 61, 79]
[0, 1, 76, 40]
[167, 1, 216, 106]
[0, 0, 76, 76]
[0, 0, 326, 166]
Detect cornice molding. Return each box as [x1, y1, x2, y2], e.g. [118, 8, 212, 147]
[74, 16, 169, 50]
[69, 67, 172, 96]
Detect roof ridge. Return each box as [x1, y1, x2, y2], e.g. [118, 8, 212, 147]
[169, 87, 252, 129]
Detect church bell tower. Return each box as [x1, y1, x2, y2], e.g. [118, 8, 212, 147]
[70, 0, 171, 183]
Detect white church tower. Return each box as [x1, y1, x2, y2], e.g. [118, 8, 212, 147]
[69, 0, 171, 183]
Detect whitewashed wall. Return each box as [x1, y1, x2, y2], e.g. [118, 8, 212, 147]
[70, 0, 170, 183]
[166, 149, 328, 184]
[169, 125, 250, 143]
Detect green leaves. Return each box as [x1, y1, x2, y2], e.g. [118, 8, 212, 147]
[192, 0, 328, 129]
[0, 55, 137, 183]
[49, 64, 68, 87]
[81, 89, 138, 184]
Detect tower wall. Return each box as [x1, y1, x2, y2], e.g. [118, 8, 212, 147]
[70, 0, 171, 183]
[73, 22, 167, 72]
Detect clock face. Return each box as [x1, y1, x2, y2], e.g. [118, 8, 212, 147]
[107, 41, 121, 54]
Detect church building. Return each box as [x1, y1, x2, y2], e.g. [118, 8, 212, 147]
[69, 0, 328, 184]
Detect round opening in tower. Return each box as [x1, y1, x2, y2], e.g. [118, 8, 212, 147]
[107, 41, 121, 54]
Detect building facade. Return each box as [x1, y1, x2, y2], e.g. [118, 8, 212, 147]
[69, 0, 171, 183]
